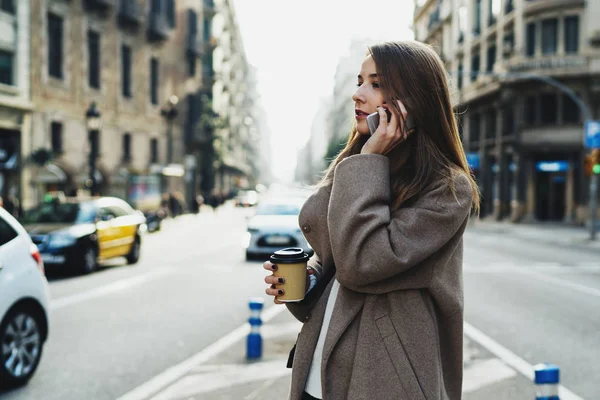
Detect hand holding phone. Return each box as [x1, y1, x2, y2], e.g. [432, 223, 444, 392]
[367, 107, 415, 136]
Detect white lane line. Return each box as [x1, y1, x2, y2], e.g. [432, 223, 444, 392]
[116, 304, 287, 400]
[464, 322, 585, 400]
[50, 269, 171, 310]
[516, 269, 600, 298]
[149, 358, 291, 400]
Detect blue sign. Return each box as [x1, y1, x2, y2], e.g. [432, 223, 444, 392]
[585, 120, 600, 149]
[466, 152, 480, 170]
[536, 161, 569, 172]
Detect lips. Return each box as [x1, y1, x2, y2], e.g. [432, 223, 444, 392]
[355, 109, 369, 120]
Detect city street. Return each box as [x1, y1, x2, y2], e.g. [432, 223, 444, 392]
[0, 202, 598, 400]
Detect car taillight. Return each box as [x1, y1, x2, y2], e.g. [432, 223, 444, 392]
[30, 243, 45, 275]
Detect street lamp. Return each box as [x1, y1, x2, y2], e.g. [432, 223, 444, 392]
[85, 102, 102, 196]
[161, 95, 179, 165]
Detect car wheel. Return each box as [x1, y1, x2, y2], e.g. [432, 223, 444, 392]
[127, 236, 141, 265]
[81, 246, 98, 274]
[0, 308, 44, 389]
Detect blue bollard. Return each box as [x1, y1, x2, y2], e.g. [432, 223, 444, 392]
[246, 297, 264, 360]
[534, 363, 560, 400]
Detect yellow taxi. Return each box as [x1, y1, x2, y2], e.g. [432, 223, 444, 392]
[21, 196, 147, 274]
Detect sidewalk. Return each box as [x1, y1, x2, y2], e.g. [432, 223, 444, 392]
[137, 309, 535, 400]
[468, 218, 600, 251]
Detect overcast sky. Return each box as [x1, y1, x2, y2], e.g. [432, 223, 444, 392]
[232, 0, 415, 183]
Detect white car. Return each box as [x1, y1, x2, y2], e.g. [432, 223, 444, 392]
[0, 207, 50, 389]
[243, 197, 313, 260]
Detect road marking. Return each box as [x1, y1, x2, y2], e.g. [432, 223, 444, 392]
[462, 358, 517, 393]
[464, 322, 584, 400]
[516, 269, 600, 298]
[148, 358, 291, 400]
[50, 269, 171, 310]
[116, 304, 287, 400]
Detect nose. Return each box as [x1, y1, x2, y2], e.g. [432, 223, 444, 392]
[352, 86, 365, 103]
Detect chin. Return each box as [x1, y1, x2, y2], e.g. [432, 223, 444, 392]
[356, 121, 370, 135]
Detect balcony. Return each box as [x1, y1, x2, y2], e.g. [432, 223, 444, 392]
[83, 0, 115, 11]
[524, 0, 584, 17]
[148, 12, 169, 41]
[186, 35, 204, 57]
[118, 1, 141, 27]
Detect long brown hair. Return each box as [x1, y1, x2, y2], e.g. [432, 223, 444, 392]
[319, 40, 480, 214]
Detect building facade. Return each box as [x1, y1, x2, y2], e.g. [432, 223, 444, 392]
[211, 0, 261, 196]
[0, 0, 31, 214]
[414, 0, 600, 224]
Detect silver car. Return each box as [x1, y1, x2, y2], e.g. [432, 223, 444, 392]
[243, 197, 313, 261]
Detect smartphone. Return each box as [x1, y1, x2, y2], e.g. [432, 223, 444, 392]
[367, 110, 415, 135]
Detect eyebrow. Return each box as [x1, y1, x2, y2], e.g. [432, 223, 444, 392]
[357, 73, 379, 79]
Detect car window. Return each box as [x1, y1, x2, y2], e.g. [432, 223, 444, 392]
[20, 202, 97, 224]
[108, 206, 129, 218]
[98, 207, 117, 220]
[0, 217, 18, 247]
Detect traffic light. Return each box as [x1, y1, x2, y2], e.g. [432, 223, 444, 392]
[593, 149, 600, 175]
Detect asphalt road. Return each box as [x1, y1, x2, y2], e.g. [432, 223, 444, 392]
[0, 205, 269, 400]
[1, 203, 598, 400]
[463, 227, 600, 400]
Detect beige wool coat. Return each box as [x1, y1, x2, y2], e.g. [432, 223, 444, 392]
[286, 154, 473, 400]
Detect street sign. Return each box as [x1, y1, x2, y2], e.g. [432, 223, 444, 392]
[585, 120, 600, 149]
[466, 152, 480, 170]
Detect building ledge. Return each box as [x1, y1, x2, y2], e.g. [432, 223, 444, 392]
[524, 0, 585, 17]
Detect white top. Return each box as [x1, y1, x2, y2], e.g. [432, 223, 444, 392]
[304, 279, 340, 399]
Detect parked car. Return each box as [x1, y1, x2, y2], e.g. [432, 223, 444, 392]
[21, 196, 147, 274]
[0, 207, 50, 389]
[235, 190, 258, 207]
[243, 196, 313, 260]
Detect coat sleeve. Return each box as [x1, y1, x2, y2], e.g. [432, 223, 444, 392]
[328, 154, 472, 291]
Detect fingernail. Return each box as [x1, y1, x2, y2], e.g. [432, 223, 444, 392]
[278, 290, 283, 295]
[278, 278, 284, 283]
[272, 265, 278, 270]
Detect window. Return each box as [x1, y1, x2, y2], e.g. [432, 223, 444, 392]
[188, 56, 196, 77]
[470, 53, 480, 82]
[524, 96, 537, 125]
[48, 13, 64, 79]
[0, 217, 18, 247]
[486, 45, 496, 72]
[486, 109, 496, 139]
[88, 30, 100, 89]
[123, 133, 131, 162]
[540, 94, 557, 124]
[488, 0, 500, 26]
[167, 0, 176, 28]
[469, 114, 480, 143]
[503, 105, 514, 135]
[541, 18, 558, 55]
[150, 57, 159, 105]
[0, 50, 13, 85]
[457, 63, 463, 90]
[122, 45, 132, 98]
[562, 94, 580, 123]
[473, 0, 481, 35]
[203, 16, 211, 41]
[0, 0, 14, 14]
[51, 122, 63, 154]
[526, 22, 536, 57]
[564, 16, 579, 54]
[150, 138, 158, 163]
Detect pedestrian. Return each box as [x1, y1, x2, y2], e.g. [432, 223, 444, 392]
[263, 40, 480, 400]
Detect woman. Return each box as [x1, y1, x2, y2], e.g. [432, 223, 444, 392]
[264, 40, 480, 400]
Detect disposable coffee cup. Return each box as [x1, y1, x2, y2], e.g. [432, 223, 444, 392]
[270, 247, 310, 302]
